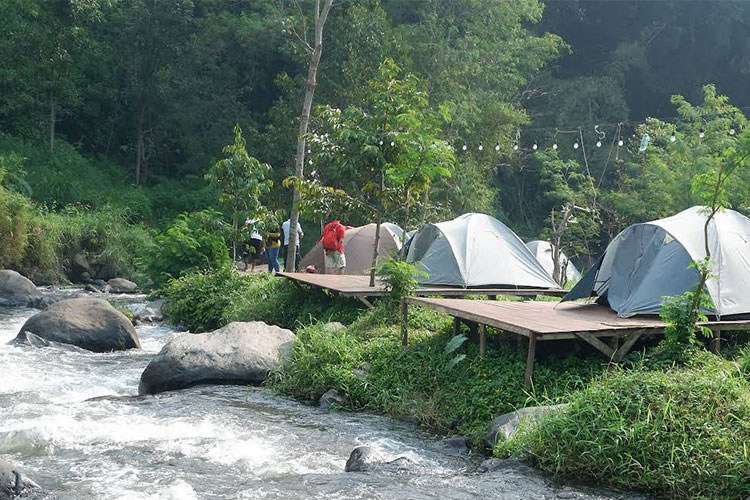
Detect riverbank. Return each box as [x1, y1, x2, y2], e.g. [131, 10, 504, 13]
[160, 268, 750, 500]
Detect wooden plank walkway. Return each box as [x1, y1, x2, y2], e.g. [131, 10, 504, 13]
[405, 297, 750, 387]
[277, 272, 566, 308]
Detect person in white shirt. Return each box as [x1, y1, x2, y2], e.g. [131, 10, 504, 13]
[281, 218, 304, 272]
[242, 219, 264, 272]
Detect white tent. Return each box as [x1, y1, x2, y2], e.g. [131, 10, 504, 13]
[563, 206, 750, 317]
[406, 213, 559, 288]
[527, 240, 581, 284]
[300, 223, 402, 275]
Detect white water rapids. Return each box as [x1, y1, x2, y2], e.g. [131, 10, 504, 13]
[0, 289, 646, 500]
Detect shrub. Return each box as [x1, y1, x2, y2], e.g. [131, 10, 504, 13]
[499, 353, 750, 500]
[144, 209, 232, 288]
[0, 186, 33, 268]
[376, 258, 426, 313]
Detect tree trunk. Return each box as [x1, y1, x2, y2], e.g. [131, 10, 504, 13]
[286, 0, 333, 272]
[49, 93, 56, 153]
[420, 186, 430, 225]
[369, 168, 384, 287]
[401, 187, 410, 253]
[135, 103, 146, 186]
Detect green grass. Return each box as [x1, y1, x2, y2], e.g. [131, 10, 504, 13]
[499, 351, 750, 500]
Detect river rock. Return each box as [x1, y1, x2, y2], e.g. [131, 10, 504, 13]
[324, 321, 346, 332]
[138, 321, 296, 395]
[439, 436, 471, 455]
[318, 389, 345, 410]
[0, 270, 42, 307]
[0, 459, 40, 499]
[14, 298, 141, 352]
[108, 278, 137, 294]
[71, 252, 94, 283]
[134, 299, 168, 323]
[96, 261, 120, 281]
[344, 446, 414, 473]
[485, 404, 567, 448]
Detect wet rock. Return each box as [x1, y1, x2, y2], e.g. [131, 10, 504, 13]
[13, 298, 141, 352]
[477, 458, 506, 473]
[96, 261, 119, 281]
[344, 446, 414, 472]
[71, 252, 94, 283]
[108, 278, 137, 294]
[0, 459, 40, 499]
[486, 404, 567, 449]
[0, 270, 42, 307]
[138, 321, 296, 395]
[84, 284, 102, 293]
[318, 389, 345, 409]
[85, 394, 151, 403]
[133, 298, 168, 323]
[439, 436, 471, 455]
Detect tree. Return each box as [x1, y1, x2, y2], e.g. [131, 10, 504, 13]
[286, 0, 334, 272]
[205, 125, 272, 261]
[314, 59, 454, 284]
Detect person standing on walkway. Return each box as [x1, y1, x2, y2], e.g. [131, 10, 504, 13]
[282, 217, 304, 272]
[242, 218, 264, 272]
[321, 219, 346, 275]
[265, 224, 282, 273]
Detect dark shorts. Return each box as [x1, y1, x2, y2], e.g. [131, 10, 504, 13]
[244, 238, 262, 259]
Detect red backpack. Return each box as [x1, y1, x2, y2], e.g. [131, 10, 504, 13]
[322, 221, 341, 250]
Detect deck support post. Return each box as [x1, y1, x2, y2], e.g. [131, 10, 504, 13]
[401, 297, 408, 347]
[452, 317, 460, 336]
[479, 324, 486, 357]
[357, 296, 374, 309]
[524, 333, 537, 389]
[710, 330, 721, 354]
[612, 331, 644, 363]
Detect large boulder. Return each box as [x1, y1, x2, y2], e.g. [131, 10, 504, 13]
[138, 321, 296, 395]
[0, 270, 41, 307]
[0, 460, 40, 499]
[70, 252, 94, 283]
[107, 278, 137, 294]
[344, 446, 414, 473]
[14, 298, 141, 352]
[485, 404, 567, 449]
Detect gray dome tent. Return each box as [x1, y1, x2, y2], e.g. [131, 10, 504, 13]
[527, 240, 581, 285]
[562, 206, 750, 317]
[406, 213, 559, 288]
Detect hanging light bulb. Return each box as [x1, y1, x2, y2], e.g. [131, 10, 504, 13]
[596, 140, 602, 148]
[308, 159, 313, 165]
[617, 139, 624, 147]
[670, 134, 676, 142]
[573, 141, 580, 149]
[730, 127, 736, 136]
[478, 144, 483, 151]
[494, 144, 500, 151]
[378, 140, 383, 146]
[552, 142, 558, 150]
[462, 144, 467, 151]
[513, 144, 519, 151]
[699, 128, 705, 138]
[390, 141, 395, 147]
[532, 142, 538, 150]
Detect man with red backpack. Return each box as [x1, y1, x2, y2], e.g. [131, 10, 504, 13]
[321, 219, 346, 275]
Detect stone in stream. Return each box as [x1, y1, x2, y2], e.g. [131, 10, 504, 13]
[13, 298, 141, 352]
[0, 270, 42, 307]
[485, 404, 567, 449]
[0, 459, 41, 499]
[138, 321, 296, 395]
[344, 445, 414, 473]
[438, 435, 471, 455]
[107, 278, 138, 294]
[318, 389, 345, 410]
[70, 252, 94, 283]
[133, 298, 168, 323]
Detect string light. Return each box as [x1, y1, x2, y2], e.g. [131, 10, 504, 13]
[552, 143, 558, 150]
[670, 134, 676, 142]
[308, 159, 312, 165]
[618, 139, 624, 147]
[462, 144, 467, 151]
[596, 140, 602, 148]
[478, 144, 483, 151]
[390, 141, 395, 147]
[573, 141, 580, 149]
[730, 127, 736, 136]
[378, 140, 383, 145]
[699, 128, 705, 138]
[532, 142, 538, 151]
[513, 144, 519, 151]
[495, 144, 500, 151]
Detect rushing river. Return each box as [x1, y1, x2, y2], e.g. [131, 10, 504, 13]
[0, 288, 645, 500]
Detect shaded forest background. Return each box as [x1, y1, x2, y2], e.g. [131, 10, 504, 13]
[2, 0, 750, 267]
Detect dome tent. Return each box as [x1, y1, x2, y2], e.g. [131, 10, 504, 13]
[526, 240, 581, 284]
[562, 206, 750, 317]
[300, 223, 402, 275]
[406, 213, 559, 288]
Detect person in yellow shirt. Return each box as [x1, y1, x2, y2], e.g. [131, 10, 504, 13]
[265, 226, 282, 273]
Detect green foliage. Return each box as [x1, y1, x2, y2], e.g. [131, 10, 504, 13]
[501, 355, 750, 500]
[205, 125, 272, 256]
[0, 185, 32, 269]
[376, 258, 425, 313]
[145, 209, 231, 288]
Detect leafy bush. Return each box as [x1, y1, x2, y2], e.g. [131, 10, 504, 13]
[500, 353, 750, 500]
[0, 185, 32, 268]
[376, 258, 426, 313]
[144, 209, 232, 288]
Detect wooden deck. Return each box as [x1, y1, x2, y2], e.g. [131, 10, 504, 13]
[405, 298, 750, 387]
[277, 272, 566, 308]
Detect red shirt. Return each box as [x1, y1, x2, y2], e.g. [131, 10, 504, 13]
[323, 220, 346, 253]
